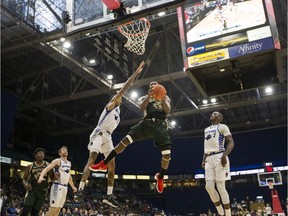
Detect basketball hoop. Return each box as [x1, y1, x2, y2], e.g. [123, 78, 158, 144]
[118, 18, 151, 55]
[268, 181, 274, 190]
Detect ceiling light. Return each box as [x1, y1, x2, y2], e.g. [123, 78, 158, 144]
[63, 41, 71, 48]
[158, 11, 166, 16]
[131, 91, 138, 99]
[202, 99, 208, 104]
[89, 59, 96, 64]
[107, 74, 113, 80]
[265, 87, 273, 93]
[210, 98, 216, 103]
[82, 57, 97, 66]
[220, 68, 225, 72]
[171, 120, 176, 126]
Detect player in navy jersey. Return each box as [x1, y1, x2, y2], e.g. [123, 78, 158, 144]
[74, 61, 145, 207]
[201, 111, 234, 216]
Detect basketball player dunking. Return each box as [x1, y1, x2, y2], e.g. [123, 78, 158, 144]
[201, 111, 235, 216]
[90, 81, 172, 194]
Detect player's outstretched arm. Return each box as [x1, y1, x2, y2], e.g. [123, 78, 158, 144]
[38, 159, 60, 183]
[107, 61, 145, 110]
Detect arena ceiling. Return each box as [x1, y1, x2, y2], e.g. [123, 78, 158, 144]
[1, 0, 287, 150]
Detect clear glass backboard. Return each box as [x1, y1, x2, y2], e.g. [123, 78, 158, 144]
[65, 0, 185, 35]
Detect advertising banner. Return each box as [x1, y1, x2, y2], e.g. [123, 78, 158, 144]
[205, 32, 248, 52]
[188, 48, 229, 67]
[228, 37, 274, 58]
[186, 42, 206, 56]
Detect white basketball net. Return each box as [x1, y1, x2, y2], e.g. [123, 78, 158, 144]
[118, 18, 151, 55]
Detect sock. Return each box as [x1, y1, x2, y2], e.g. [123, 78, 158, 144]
[78, 181, 85, 190]
[216, 205, 224, 216]
[107, 186, 113, 195]
[225, 208, 231, 216]
[104, 150, 117, 164]
[159, 168, 167, 179]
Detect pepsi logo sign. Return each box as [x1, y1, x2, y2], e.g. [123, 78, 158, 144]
[187, 47, 195, 55]
[186, 43, 206, 56]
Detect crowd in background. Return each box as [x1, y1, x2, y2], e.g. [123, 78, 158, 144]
[0, 176, 166, 216]
[0, 175, 286, 216]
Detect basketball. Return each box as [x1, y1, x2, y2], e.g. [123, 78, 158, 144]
[151, 84, 167, 100]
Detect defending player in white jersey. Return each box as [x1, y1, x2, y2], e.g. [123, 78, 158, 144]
[201, 111, 234, 216]
[38, 146, 77, 216]
[74, 61, 145, 208]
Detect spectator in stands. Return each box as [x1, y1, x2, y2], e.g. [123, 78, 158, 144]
[246, 196, 251, 211]
[265, 203, 272, 216]
[256, 206, 263, 215]
[231, 198, 238, 211]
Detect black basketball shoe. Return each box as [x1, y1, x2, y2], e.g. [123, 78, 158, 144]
[102, 194, 120, 208]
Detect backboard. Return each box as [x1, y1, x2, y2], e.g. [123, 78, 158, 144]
[64, 0, 185, 39]
[257, 171, 283, 187]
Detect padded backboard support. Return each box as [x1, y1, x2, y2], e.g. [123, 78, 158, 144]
[103, 0, 121, 10]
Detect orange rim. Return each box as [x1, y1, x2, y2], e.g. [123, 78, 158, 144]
[118, 17, 151, 37]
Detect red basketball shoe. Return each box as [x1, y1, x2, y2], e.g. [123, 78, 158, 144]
[89, 160, 107, 172]
[154, 173, 164, 193]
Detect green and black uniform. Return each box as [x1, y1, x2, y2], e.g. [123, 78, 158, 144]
[129, 98, 171, 150]
[23, 161, 49, 212]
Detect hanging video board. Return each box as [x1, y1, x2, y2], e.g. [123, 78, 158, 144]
[177, 0, 279, 69]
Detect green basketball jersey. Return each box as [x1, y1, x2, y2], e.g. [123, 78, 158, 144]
[145, 99, 167, 119]
[29, 161, 49, 190]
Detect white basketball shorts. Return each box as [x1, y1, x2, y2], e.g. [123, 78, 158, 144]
[205, 153, 231, 181]
[87, 131, 114, 158]
[50, 183, 68, 208]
